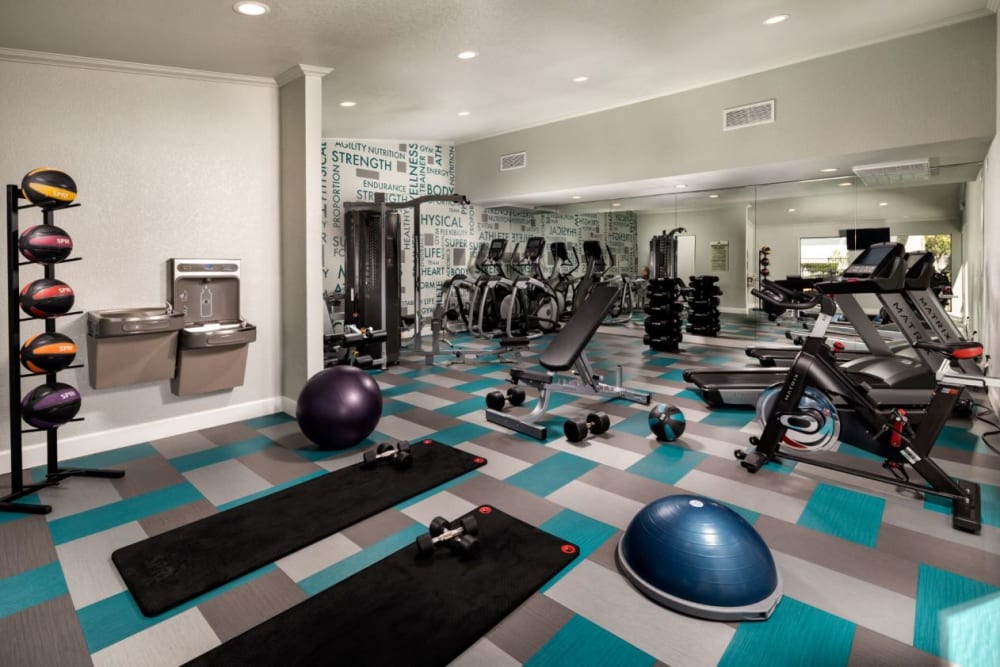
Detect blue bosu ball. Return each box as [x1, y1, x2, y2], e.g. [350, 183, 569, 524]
[617, 494, 782, 621]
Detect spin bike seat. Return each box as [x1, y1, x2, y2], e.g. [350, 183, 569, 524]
[914, 341, 983, 360]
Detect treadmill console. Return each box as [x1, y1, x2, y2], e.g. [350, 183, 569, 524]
[550, 241, 568, 261]
[841, 242, 900, 278]
[904, 251, 934, 290]
[524, 237, 545, 261]
[816, 242, 905, 294]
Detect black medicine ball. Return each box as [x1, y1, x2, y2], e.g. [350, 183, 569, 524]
[18, 225, 74, 263]
[20, 278, 75, 318]
[21, 382, 82, 430]
[20, 332, 77, 373]
[21, 168, 78, 207]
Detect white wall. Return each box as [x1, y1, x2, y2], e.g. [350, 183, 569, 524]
[457, 17, 995, 203]
[0, 57, 282, 465]
[985, 7, 1000, 411]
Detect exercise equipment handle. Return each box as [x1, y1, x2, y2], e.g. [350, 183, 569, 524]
[751, 279, 820, 311]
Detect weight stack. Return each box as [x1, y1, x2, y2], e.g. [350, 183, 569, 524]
[643, 277, 685, 352]
[685, 275, 721, 336]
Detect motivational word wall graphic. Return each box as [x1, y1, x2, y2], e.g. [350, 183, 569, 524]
[321, 139, 639, 321]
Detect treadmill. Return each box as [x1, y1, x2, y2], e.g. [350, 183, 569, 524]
[684, 243, 944, 408]
[748, 251, 933, 368]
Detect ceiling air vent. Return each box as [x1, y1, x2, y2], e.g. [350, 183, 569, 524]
[500, 151, 527, 171]
[723, 99, 775, 131]
[852, 159, 931, 186]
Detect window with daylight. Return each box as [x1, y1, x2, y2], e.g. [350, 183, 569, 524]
[799, 236, 850, 279]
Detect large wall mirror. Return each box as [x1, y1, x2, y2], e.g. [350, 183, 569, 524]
[552, 161, 981, 345]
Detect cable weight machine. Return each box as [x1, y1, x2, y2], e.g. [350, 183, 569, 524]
[343, 193, 469, 367]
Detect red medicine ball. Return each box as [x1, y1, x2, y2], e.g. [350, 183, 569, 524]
[21, 168, 77, 208]
[18, 225, 74, 264]
[20, 332, 77, 373]
[20, 278, 75, 318]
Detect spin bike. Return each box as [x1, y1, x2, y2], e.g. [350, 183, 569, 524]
[736, 279, 982, 533]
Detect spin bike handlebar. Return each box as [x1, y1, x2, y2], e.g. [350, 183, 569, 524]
[752, 279, 821, 311]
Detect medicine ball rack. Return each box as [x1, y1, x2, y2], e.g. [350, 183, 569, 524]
[3, 184, 123, 516]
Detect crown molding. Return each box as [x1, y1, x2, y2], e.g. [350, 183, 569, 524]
[0, 47, 277, 87]
[275, 64, 334, 86]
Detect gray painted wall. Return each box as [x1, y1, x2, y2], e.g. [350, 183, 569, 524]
[456, 17, 996, 203]
[0, 58, 282, 463]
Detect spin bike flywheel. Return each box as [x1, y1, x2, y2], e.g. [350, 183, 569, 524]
[756, 384, 840, 452]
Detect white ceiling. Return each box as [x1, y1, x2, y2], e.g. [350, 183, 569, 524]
[0, 0, 992, 144]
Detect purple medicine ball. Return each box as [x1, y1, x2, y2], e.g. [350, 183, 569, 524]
[21, 382, 82, 429]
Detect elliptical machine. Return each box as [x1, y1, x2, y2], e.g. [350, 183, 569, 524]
[571, 240, 608, 313]
[439, 243, 488, 334]
[472, 240, 520, 338]
[546, 241, 579, 320]
[737, 278, 982, 534]
[599, 246, 637, 325]
[506, 237, 562, 337]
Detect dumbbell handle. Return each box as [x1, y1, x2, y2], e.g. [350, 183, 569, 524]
[431, 525, 468, 544]
[373, 447, 401, 461]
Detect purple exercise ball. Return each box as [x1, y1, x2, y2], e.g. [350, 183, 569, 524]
[296, 366, 383, 450]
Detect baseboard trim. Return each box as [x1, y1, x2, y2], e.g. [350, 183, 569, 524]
[2, 396, 284, 472]
[281, 396, 297, 417]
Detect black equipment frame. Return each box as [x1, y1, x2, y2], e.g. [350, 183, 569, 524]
[3, 184, 123, 516]
[343, 193, 468, 366]
[486, 284, 650, 439]
[737, 279, 981, 533]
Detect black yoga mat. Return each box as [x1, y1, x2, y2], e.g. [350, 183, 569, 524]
[185, 505, 580, 667]
[113, 439, 486, 616]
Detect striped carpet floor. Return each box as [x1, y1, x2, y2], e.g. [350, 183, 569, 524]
[1, 316, 997, 666]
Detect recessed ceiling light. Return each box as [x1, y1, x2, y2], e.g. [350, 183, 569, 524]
[764, 14, 789, 25]
[788, 208, 796, 212]
[233, 1, 270, 16]
[675, 184, 687, 189]
[571, 195, 582, 200]
[838, 182, 853, 187]
[457, 111, 470, 116]
[457, 51, 478, 60]
[572, 76, 589, 83]
[339, 101, 357, 108]
[708, 194, 719, 199]
[611, 202, 621, 207]
[879, 202, 888, 206]
[820, 167, 838, 173]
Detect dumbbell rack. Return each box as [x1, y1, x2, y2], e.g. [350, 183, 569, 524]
[2, 184, 122, 516]
[643, 277, 685, 352]
[686, 275, 722, 336]
[757, 247, 772, 311]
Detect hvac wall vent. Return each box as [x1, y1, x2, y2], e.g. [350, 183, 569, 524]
[723, 99, 775, 131]
[500, 151, 527, 171]
[852, 159, 931, 186]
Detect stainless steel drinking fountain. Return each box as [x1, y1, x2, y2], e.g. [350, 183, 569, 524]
[86, 306, 186, 389]
[168, 258, 257, 396]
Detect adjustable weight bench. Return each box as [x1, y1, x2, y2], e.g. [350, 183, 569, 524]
[485, 284, 651, 439]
